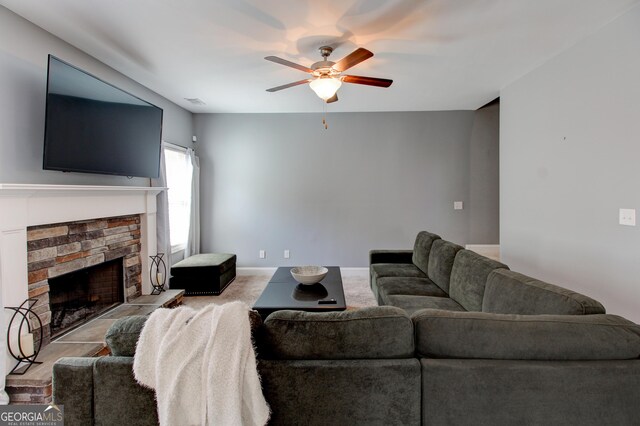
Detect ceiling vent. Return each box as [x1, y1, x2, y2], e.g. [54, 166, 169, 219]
[184, 98, 206, 105]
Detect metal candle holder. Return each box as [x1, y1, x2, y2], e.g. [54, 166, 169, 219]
[149, 253, 167, 295]
[5, 299, 43, 375]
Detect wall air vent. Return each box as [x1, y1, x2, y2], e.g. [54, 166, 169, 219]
[184, 98, 206, 105]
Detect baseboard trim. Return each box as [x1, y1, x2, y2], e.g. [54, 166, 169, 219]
[339, 267, 369, 277]
[465, 244, 500, 261]
[237, 266, 368, 277]
[237, 267, 277, 276]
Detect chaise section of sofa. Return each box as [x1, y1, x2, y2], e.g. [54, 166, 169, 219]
[370, 230, 608, 318]
[412, 309, 640, 425]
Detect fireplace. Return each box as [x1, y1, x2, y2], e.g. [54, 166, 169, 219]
[0, 183, 163, 403]
[49, 257, 125, 339]
[26, 214, 143, 344]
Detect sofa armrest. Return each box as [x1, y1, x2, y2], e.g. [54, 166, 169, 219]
[53, 357, 97, 426]
[369, 249, 413, 264]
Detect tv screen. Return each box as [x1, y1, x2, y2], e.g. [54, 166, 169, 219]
[43, 55, 163, 178]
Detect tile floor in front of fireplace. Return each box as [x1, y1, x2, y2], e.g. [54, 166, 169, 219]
[6, 289, 184, 404]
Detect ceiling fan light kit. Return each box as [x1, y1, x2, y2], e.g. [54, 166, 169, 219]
[309, 76, 342, 101]
[265, 45, 392, 103]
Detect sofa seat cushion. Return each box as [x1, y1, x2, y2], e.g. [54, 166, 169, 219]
[384, 295, 465, 316]
[427, 239, 463, 293]
[482, 269, 606, 315]
[371, 263, 426, 280]
[370, 263, 426, 300]
[412, 231, 441, 274]
[258, 306, 414, 360]
[448, 249, 508, 311]
[412, 309, 640, 360]
[377, 277, 448, 305]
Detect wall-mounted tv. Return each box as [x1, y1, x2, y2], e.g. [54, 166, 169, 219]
[43, 55, 163, 178]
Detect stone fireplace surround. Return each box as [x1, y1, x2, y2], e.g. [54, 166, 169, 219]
[27, 214, 143, 345]
[0, 183, 164, 403]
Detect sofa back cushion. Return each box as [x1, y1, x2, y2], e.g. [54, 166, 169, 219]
[105, 315, 148, 356]
[483, 269, 606, 315]
[427, 239, 463, 293]
[412, 309, 640, 360]
[449, 250, 508, 311]
[258, 306, 414, 359]
[412, 231, 441, 274]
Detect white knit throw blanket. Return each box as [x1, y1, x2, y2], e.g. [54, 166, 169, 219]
[133, 302, 270, 426]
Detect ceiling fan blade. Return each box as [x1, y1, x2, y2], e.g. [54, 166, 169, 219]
[266, 79, 311, 92]
[332, 48, 373, 72]
[342, 75, 393, 88]
[265, 56, 313, 73]
[326, 93, 338, 103]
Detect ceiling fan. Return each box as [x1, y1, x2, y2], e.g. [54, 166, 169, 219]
[265, 46, 393, 103]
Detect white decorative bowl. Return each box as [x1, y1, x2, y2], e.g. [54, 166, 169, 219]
[290, 266, 328, 285]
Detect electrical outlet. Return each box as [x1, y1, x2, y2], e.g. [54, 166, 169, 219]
[284, 249, 290, 259]
[259, 250, 266, 259]
[454, 201, 464, 210]
[619, 209, 636, 226]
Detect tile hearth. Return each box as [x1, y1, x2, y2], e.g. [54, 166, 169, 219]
[5, 290, 183, 405]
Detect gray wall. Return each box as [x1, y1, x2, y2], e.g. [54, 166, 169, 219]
[195, 110, 499, 267]
[500, 5, 640, 322]
[0, 7, 193, 186]
[469, 103, 499, 243]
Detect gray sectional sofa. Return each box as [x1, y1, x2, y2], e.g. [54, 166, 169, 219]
[53, 307, 640, 425]
[52, 230, 640, 425]
[371, 231, 606, 316]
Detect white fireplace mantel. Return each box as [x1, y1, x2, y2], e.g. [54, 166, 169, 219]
[0, 183, 166, 403]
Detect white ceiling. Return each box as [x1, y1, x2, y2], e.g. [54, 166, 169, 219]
[2, 0, 638, 113]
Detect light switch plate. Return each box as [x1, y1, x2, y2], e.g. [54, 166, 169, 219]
[619, 208, 636, 226]
[259, 250, 266, 259]
[454, 201, 464, 210]
[284, 249, 290, 259]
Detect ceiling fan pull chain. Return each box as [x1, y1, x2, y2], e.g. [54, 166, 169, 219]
[322, 103, 328, 130]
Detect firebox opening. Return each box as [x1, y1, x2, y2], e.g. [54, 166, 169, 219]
[49, 257, 124, 339]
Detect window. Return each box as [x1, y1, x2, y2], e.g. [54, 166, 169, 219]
[164, 145, 192, 252]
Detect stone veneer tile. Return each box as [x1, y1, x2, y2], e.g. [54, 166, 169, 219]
[28, 279, 48, 291]
[56, 241, 82, 256]
[27, 247, 57, 263]
[85, 253, 105, 267]
[104, 233, 133, 245]
[103, 225, 131, 236]
[81, 237, 105, 251]
[108, 239, 138, 250]
[105, 245, 138, 261]
[55, 251, 85, 263]
[124, 256, 140, 267]
[48, 258, 87, 278]
[27, 226, 68, 241]
[27, 259, 55, 272]
[28, 284, 49, 298]
[28, 269, 48, 284]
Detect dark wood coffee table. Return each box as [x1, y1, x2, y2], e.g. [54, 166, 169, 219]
[253, 266, 346, 317]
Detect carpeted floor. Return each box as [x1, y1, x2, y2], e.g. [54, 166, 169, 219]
[182, 271, 378, 311]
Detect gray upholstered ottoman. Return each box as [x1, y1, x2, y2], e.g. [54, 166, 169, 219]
[170, 253, 236, 295]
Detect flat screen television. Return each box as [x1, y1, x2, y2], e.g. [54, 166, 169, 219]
[43, 55, 163, 178]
